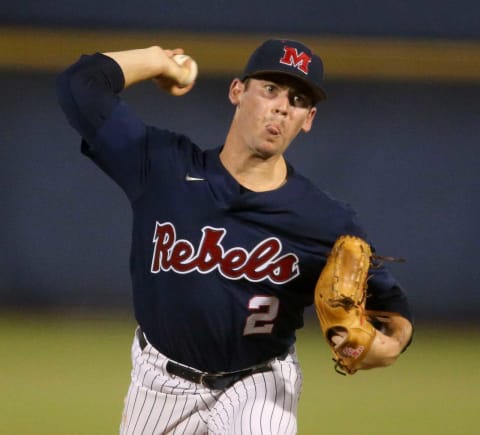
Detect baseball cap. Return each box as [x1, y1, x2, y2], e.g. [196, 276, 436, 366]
[242, 39, 327, 103]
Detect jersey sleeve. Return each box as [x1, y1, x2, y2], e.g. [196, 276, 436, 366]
[56, 53, 126, 141]
[330, 201, 414, 324]
[56, 53, 164, 202]
[365, 263, 413, 323]
[343, 207, 413, 323]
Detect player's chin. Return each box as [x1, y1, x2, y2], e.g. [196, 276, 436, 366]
[253, 139, 286, 159]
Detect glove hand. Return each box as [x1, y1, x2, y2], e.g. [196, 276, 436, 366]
[314, 235, 375, 375]
[357, 311, 413, 370]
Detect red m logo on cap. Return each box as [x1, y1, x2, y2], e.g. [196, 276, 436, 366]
[279, 47, 311, 75]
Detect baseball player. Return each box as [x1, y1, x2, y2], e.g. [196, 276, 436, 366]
[56, 39, 413, 434]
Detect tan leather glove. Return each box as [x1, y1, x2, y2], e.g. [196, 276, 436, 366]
[314, 235, 376, 375]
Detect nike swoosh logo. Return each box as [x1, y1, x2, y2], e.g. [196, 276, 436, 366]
[185, 174, 205, 182]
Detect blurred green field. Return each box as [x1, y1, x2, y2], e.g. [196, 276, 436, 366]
[1, 311, 478, 435]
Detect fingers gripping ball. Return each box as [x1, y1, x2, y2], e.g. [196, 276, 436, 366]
[156, 53, 198, 96]
[314, 235, 376, 375]
[172, 54, 198, 87]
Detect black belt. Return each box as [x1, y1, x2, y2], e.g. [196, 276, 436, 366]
[137, 328, 278, 390]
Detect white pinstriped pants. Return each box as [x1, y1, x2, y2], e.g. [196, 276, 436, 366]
[120, 329, 302, 435]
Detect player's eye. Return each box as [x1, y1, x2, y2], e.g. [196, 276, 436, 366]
[290, 93, 310, 108]
[264, 84, 277, 94]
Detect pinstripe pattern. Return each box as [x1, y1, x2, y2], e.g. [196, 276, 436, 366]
[120, 329, 301, 434]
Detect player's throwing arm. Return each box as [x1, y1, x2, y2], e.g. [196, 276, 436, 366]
[104, 46, 198, 95]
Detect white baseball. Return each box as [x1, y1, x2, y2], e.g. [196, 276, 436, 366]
[172, 54, 198, 86]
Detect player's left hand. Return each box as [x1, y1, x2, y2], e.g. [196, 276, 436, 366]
[355, 311, 413, 370]
[314, 235, 377, 375]
[314, 235, 413, 375]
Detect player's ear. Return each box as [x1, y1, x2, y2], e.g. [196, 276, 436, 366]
[228, 78, 245, 105]
[301, 107, 317, 133]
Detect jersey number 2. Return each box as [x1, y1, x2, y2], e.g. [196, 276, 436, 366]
[243, 295, 279, 335]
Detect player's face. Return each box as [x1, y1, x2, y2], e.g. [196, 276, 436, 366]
[228, 76, 317, 159]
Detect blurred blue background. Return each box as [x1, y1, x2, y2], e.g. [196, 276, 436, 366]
[1, 1, 479, 322]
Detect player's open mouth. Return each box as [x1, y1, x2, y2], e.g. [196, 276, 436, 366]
[266, 124, 281, 136]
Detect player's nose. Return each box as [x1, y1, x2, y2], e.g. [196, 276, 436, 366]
[273, 91, 290, 115]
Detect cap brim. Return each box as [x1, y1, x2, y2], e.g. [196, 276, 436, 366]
[244, 70, 327, 103]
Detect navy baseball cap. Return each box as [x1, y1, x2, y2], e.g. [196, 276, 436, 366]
[242, 39, 327, 103]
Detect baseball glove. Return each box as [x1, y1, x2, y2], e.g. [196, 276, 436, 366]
[314, 235, 376, 375]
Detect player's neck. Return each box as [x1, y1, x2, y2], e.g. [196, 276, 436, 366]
[219, 143, 288, 192]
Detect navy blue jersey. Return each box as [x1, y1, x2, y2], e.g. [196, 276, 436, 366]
[56, 54, 412, 372]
